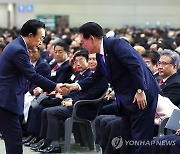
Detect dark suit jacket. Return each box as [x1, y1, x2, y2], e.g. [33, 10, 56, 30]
[160, 73, 180, 106]
[0, 36, 56, 115]
[79, 37, 160, 112]
[50, 60, 73, 83]
[28, 58, 51, 95]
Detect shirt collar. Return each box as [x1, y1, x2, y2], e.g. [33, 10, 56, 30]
[31, 61, 37, 68]
[80, 68, 88, 75]
[21, 36, 29, 53]
[99, 39, 104, 56]
[162, 74, 175, 82]
[57, 58, 69, 67]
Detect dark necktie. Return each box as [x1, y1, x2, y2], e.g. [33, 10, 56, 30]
[99, 54, 121, 107]
[99, 54, 108, 78]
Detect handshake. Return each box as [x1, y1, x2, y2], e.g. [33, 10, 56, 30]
[55, 83, 79, 95]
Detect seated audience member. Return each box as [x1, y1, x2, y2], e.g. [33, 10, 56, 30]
[153, 128, 180, 154]
[24, 41, 73, 145]
[157, 49, 180, 106]
[141, 50, 161, 82]
[32, 51, 108, 153]
[45, 37, 62, 67]
[23, 48, 51, 123]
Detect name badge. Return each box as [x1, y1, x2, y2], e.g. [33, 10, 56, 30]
[70, 74, 76, 81]
[51, 71, 57, 76]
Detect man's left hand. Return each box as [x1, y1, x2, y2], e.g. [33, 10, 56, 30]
[133, 91, 147, 109]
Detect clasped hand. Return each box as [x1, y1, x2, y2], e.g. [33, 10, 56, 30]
[55, 83, 79, 95]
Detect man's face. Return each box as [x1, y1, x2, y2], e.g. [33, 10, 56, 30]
[143, 57, 156, 73]
[80, 34, 97, 54]
[88, 53, 97, 71]
[28, 28, 45, 50]
[54, 45, 67, 63]
[74, 56, 88, 72]
[29, 48, 40, 63]
[157, 55, 177, 79]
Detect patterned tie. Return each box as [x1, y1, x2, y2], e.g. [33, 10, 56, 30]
[51, 64, 59, 72]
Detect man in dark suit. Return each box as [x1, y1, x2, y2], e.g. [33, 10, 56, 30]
[63, 22, 160, 154]
[0, 19, 63, 154]
[157, 49, 180, 106]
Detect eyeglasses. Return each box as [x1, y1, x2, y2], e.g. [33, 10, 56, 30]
[157, 61, 172, 66]
[74, 58, 86, 64]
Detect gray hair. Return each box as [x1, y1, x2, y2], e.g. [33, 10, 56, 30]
[161, 49, 180, 68]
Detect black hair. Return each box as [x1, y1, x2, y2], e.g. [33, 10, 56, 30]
[54, 41, 69, 53]
[21, 19, 45, 36]
[79, 22, 103, 39]
[74, 49, 89, 62]
[141, 50, 160, 65]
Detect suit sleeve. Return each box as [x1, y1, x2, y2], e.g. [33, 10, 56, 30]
[13, 49, 56, 93]
[78, 62, 105, 90]
[72, 76, 108, 103]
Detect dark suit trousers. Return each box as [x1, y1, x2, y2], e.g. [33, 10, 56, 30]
[0, 107, 23, 154]
[101, 117, 122, 154]
[40, 106, 72, 141]
[153, 134, 180, 154]
[120, 96, 158, 154]
[98, 103, 120, 116]
[95, 115, 117, 144]
[27, 105, 45, 136]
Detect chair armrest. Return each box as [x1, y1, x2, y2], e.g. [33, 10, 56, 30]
[72, 91, 106, 120]
[157, 117, 169, 137]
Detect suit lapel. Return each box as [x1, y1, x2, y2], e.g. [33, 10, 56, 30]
[161, 73, 178, 89]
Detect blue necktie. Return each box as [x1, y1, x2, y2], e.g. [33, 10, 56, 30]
[99, 54, 121, 107]
[99, 54, 108, 78]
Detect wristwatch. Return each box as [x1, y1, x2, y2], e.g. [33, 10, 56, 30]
[137, 89, 143, 94]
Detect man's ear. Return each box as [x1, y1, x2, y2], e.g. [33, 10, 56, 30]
[28, 33, 34, 39]
[90, 35, 95, 41]
[173, 64, 177, 70]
